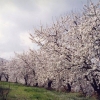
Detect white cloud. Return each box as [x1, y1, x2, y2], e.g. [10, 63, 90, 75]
[20, 32, 32, 46]
[19, 32, 39, 50]
[0, 33, 7, 44]
[0, 33, 3, 39]
[0, 52, 15, 60]
[0, 0, 99, 59]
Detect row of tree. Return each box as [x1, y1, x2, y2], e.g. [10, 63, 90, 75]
[0, 1, 100, 97]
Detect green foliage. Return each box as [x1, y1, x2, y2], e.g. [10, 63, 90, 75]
[0, 82, 96, 100]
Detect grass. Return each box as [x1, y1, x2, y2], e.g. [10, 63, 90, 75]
[0, 81, 96, 100]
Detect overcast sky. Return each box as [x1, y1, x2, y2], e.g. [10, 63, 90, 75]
[0, 0, 98, 59]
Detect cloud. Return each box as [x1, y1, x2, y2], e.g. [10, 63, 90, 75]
[0, 0, 98, 59]
[0, 33, 3, 40]
[19, 32, 33, 48]
[0, 52, 15, 60]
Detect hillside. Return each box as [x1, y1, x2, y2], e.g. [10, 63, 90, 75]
[0, 81, 96, 100]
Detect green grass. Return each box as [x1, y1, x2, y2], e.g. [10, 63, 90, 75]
[0, 81, 96, 100]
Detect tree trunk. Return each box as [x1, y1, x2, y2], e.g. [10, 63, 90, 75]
[24, 74, 28, 85]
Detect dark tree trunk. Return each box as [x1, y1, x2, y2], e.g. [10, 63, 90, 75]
[4, 74, 9, 82]
[15, 77, 18, 83]
[48, 80, 52, 89]
[91, 78, 100, 98]
[0, 73, 3, 81]
[0, 76, 2, 81]
[35, 83, 38, 87]
[24, 74, 28, 85]
[67, 83, 71, 92]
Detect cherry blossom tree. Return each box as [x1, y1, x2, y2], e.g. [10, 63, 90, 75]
[30, 1, 100, 95]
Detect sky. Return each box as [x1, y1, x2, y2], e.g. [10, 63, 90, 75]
[0, 0, 98, 59]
